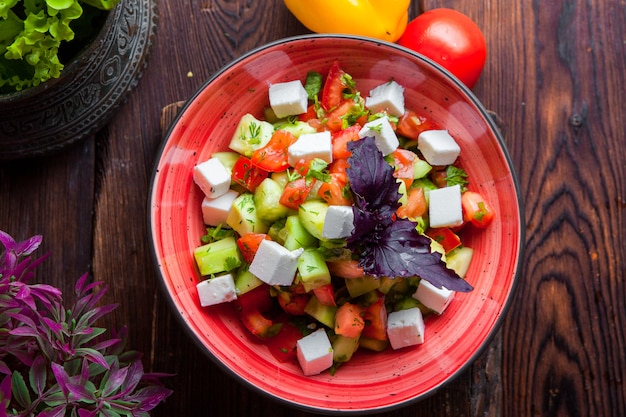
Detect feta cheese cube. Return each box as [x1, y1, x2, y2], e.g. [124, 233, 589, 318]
[428, 184, 463, 228]
[365, 80, 405, 117]
[201, 190, 239, 226]
[322, 205, 354, 239]
[287, 131, 333, 166]
[269, 80, 309, 118]
[417, 130, 461, 166]
[249, 240, 304, 286]
[387, 307, 425, 350]
[413, 279, 455, 314]
[193, 157, 231, 199]
[296, 328, 333, 376]
[196, 274, 237, 307]
[358, 116, 399, 156]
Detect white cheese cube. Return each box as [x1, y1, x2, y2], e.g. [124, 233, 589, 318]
[387, 307, 425, 350]
[196, 274, 237, 307]
[358, 116, 399, 156]
[193, 157, 231, 199]
[296, 328, 333, 376]
[269, 80, 309, 118]
[201, 190, 239, 226]
[322, 205, 354, 239]
[428, 184, 463, 228]
[365, 80, 405, 117]
[417, 130, 461, 166]
[249, 240, 304, 286]
[413, 279, 455, 314]
[287, 131, 333, 166]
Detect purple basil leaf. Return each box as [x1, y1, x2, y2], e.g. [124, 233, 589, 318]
[347, 136, 402, 214]
[360, 219, 473, 292]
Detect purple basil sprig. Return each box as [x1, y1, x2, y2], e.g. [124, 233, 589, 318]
[0, 231, 172, 416]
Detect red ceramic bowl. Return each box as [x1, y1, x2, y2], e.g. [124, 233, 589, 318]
[149, 34, 523, 414]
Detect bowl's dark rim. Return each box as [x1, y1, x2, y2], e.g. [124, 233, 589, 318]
[147, 33, 525, 415]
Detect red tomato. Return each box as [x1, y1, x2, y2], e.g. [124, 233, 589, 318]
[396, 187, 427, 219]
[361, 295, 388, 341]
[264, 322, 303, 363]
[321, 61, 355, 111]
[331, 124, 361, 159]
[312, 284, 336, 307]
[250, 129, 297, 172]
[231, 156, 269, 192]
[461, 191, 495, 228]
[279, 177, 314, 210]
[317, 172, 353, 206]
[392, 148, 417, 188]
[327, 259, 364, 279]
[324, 99, 357, 132]
[277, 291, 310, 316]
[237, 233, 271, 263]
[334, 302, 365, 338]
[426, 227, 462, 253]
[396, 110, 440, 139]
[397, 9, 487, 88]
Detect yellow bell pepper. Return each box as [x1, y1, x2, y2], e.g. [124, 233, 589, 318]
[283, 0, 410, 43]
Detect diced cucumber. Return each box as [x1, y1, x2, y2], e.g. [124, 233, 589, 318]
[298, 200, 329, 240]
[226, 193, 269, 235]
[359, 337, 389, 352]
[273, 120, 317, 137]
[304, 296, 337, 328]
[446, 246, 474, 278]
[297, 249, 331, 292]
[234, 266, 264, 295]
[345, 276, 380, 298]
[378, 277, 402, 294]
[270, 171, 290, 188]
[413, 158, 432, 179]
[228, 113, 274, 157]
[332, 334, 359, 363]
[211, 151, 240, 174]
[193, 236, 242, 276]
[267, 217, 287, 245]
[397, 180, 408, 206]
[283, 215, 317, 250]
[394, 296, 428, 313]
[253, 178, 290, 223]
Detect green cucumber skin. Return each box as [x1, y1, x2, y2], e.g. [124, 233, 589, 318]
[193, 236, 242, 276]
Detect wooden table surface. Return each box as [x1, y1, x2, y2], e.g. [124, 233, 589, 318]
[2, 0, 625, 416]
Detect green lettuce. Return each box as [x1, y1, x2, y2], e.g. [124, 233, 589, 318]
[0, 0, 120, 93]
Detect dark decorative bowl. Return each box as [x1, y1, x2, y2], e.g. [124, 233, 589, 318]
[0, 0, 158, 161]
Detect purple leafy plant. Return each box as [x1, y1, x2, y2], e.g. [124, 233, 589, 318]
[0, 230, 172, 417]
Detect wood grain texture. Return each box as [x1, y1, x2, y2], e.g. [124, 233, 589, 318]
[1, 0, 625, 416]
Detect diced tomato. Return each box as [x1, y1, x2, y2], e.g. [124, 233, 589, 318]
[236, 284, 273, 313]
[328, 158, 351, 175]
[324, 99, 357, 132]
[231, 156, 269, 192]
[312, 284, 336, 307]
[264, 321, 303, 363]
[334, 302, 365, 338]
[237, 233, 271, 263]
[277, 290, 310, 316]
[361, 295, 388, 341]
[292, 158, 310, 177]
[396, 187, 427, 219]
[331, 124, 361, 159]
[321, 61, 355, 111]
[240, 309, 281, 338]
[426, 227, 462, 253]
[396, 110, 440, 139]
[298, 104, 318, 122]
[318, 172, 353, 206]
[250, 130, 297, 172]
[392, 148, 417, 188]
[279, 177, 314, 210]
[327, 259, 364, 279]
[462, 191, 495, 228]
